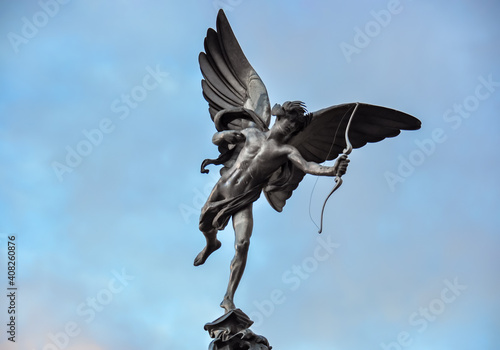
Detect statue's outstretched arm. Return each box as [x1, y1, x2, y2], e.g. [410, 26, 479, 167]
[286, 145, 349, 177]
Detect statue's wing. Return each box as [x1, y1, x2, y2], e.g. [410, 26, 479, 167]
[291, 103, 421, 161]
[199, 9, 271, 128]
[264, 103, 421, 211]
[199, 10, 271, 175]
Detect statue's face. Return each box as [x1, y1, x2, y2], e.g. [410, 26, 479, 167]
[273, 114, 300, 137]
[272, 102, 304, 139]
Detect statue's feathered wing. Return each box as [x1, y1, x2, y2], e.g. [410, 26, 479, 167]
[199, 10, 271, 173]
[264, 103, 421, 212]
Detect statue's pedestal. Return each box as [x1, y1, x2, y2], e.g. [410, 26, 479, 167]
[204, 309, 271, 350]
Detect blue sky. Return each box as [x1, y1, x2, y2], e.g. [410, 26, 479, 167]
[1, 1, 499, 349]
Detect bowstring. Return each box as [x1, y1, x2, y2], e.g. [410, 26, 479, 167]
[308, 104, 356, 231]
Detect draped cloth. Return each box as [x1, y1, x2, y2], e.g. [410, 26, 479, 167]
[199, 185, 262, 232]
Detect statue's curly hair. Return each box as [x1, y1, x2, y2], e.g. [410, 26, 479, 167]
[281, 100, 312, 135]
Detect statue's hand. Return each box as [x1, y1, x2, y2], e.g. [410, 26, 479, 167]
[333, 154, 349, 176]
[224, 131, 245, 144]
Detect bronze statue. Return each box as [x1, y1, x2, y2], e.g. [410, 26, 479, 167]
[195, 9, 421, 348]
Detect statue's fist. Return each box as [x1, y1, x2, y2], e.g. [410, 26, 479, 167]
[334, 154, 350, 176]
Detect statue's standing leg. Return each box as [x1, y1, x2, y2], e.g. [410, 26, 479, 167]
[220, 204, 253, 313]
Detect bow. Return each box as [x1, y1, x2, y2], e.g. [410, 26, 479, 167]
[318, 103, 359, 233]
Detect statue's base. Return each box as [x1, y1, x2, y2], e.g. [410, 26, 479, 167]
[204, 309, 271, 350]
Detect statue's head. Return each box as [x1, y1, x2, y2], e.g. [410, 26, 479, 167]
[271, 101, 311, 138]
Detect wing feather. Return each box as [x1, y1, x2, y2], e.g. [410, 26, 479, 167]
[199, 53, 244, 106]
[301, 142, 329, 163]
[264, 168, 306, 213]
[353, 120, 400, 138]
[216, 13, 253, 90]
[201, 80, 235, 111]
[208, 107, 218, 120]
[300, 146, 321, 163]
[200, 10, 271, 127]
[204, 28, 246, 98]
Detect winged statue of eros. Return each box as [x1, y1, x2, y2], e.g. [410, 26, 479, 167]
[195, 9, 421, 313]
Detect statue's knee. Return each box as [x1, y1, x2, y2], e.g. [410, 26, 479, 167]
[199, 220, 212, 232]
[199, 221, 217, 237]
[235, 239, 250, 253]
[199, 222, 206, 232]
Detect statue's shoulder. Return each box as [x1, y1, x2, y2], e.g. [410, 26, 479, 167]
[242, 126, 267, 138]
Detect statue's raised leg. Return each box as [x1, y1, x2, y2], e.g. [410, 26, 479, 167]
[194, 228, 221, 266]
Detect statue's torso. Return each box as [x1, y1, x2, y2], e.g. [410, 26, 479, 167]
[219, 128, 288, 195]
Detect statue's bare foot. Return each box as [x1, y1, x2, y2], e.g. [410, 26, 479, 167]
[220, 297, 236, 313]
[194, 240, 221, 266]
